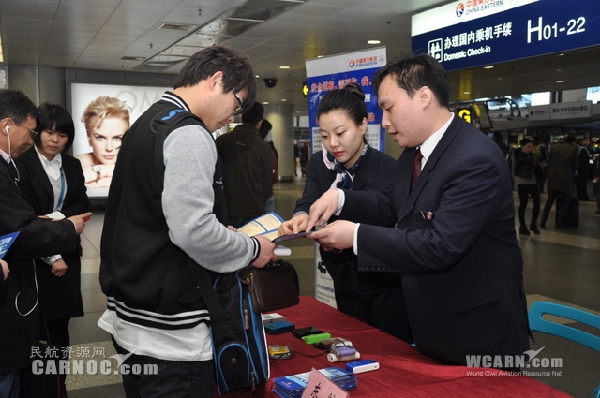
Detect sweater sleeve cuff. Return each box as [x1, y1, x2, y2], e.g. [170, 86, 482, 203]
[250, 237, 260, 263]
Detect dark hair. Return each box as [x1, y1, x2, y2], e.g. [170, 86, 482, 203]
[520, 138, 532, 147]
[373, 53, 449, 108]
[259, 118, 272, 139]
[35, 103, 76, 152]
[317, 82, 367, 126]
[0, 88, 38, 125]
[564, 130, 577, 143]
[242, 102, 263, 125]
[174, 46, 256, 112]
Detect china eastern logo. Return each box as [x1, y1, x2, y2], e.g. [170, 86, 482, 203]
[349, 60, 355, 68]
[456, 3, 465, 17]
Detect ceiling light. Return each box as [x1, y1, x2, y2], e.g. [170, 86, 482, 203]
[279, 65, 290, 69]
[223, 17, 264, 23]
[121, 56, 145, 61]
[484, 65, 494, 69]
[556, 80, 564, 83]
[281, 99, 287, 101]
[463, 91, 471, 95]
[158, 22, 196, 32]
[367, 40, 381, 45]
[317, 55, 324, 58]
[255, 75, 260, 78]
[263, 102, 269, 105]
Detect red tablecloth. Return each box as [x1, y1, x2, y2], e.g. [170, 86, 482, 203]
[219, 296, 570, 398]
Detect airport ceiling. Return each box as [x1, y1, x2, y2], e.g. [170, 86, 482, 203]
[1, 0, 600, 116]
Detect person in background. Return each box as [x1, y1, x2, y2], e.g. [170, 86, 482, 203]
[76, 96, 130, 189]
[293, 140, 299, 177]
[540, 132, 578, 228]
[492, 131, 509, 159]
[98, 46, 278, 398]
[513, 138, 542, 235]
[576, 137, 592, 201]
[306, 54, 530, 368]
[300, 140, 309, 176]
[14, 103, 89, 397]
[259, 119, 278, 213]
[216, 102, 273, 227]
[278, 82, 411, 342]
[532, 135, 548, 193]
[0, 88, 90, 398]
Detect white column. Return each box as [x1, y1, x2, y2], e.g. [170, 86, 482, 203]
[263, 104, 294, 182]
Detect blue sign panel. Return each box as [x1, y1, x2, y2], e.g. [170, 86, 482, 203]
[307, 69, 384, 152]
[412, 0, 600, 71]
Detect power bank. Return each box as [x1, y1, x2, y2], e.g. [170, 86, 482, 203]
[264, 320, 295, 334]
[292, 326, 323, 338]
[301, 332, 331, 344]
[345, 359, 380, 374]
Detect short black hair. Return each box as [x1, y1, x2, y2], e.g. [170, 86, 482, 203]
[520, 138, 532, 146]
[317, 82, 367, 126]
[35, 103, 76, 152]
[174, 46, 256, 112]
[259, 118, 272, 139]
[373, 53, 449, 108]
[0, 88, 38, 125]
[241, 102, 263, 125]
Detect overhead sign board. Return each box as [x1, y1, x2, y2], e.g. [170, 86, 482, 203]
[412, 0, 600, 71]
[528, 100, 592, 121]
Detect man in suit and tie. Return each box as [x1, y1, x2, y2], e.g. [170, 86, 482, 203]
[307, 54, 530, 368]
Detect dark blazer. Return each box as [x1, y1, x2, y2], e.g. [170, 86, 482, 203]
[546, 142, 578, 194]
[15, 147, 89, 319]
[0, 158, 78, 374]
[294, 147, 397, 276]
[342, 115, 530, 366]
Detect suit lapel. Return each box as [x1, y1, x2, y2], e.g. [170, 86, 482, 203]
[26, 148, 54, 199]
[397, 116, 461, 221]
[350, 148, 373, 191]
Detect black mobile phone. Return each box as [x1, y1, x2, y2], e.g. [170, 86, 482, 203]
[292, 326, 323, 339]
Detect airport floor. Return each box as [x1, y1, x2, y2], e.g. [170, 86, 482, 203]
[65, 176, 600, 398]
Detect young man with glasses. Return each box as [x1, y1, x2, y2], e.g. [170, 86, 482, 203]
[98, 46, 278, 398]
[216, 101, 275, 228]
[0, 88, 90, 397]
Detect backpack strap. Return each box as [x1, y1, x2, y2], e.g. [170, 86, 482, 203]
[150, 107, 229, 327]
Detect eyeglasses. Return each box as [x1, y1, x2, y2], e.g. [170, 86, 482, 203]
[19, 124, 38, 140]
[232, 89, 244, 116]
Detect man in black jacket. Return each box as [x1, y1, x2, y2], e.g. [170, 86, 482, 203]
[216, 102, 274, 228]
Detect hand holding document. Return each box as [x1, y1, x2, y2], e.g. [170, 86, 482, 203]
[236, 213, 313, 254]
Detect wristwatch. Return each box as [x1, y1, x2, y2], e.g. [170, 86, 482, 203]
[91, 165, 101, 181]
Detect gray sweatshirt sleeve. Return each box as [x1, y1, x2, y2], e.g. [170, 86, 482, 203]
[162, 125, 257, 272]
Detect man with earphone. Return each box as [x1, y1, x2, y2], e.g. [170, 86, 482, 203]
[0, 88, 91, 397]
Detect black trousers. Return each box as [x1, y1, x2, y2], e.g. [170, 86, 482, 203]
[517, 184, 540, 226]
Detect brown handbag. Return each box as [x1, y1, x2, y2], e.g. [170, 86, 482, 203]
[246, 260, 300, 313]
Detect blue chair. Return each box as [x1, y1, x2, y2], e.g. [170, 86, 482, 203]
[528, 301, 600, 352]
[528, 301, 600, 397]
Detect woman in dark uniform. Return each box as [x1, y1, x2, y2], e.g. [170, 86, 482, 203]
[15, 103, 89, 397]
[278, 83, 411, 342]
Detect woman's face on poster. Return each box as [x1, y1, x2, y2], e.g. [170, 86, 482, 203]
[88, 117, 128, 164]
